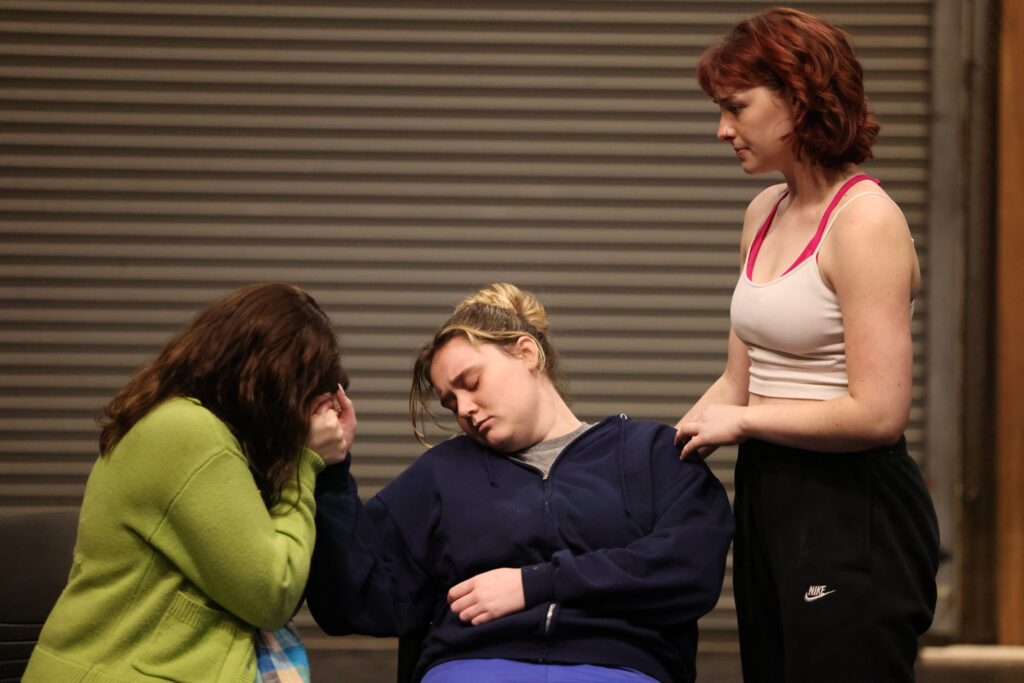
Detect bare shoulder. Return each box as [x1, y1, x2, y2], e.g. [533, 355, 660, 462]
[829, 186, 912, 249]
[821, 184, 919, 294]
[739, 183, 788, 255]
[745, 183, 788, 222]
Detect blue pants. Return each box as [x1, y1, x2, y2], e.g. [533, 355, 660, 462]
[421, 659, 660, 683]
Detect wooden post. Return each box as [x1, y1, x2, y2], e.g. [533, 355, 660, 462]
[996, 0, 1024, 646]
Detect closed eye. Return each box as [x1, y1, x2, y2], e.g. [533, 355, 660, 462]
[438, 392, 455, 412]
[436, 369, 480, 414]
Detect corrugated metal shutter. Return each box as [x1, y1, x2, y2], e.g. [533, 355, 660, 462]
[0, 0, 932, 658]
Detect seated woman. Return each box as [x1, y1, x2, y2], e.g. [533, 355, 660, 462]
[306, 283, 733, 683]
[24, 283, 355, 683]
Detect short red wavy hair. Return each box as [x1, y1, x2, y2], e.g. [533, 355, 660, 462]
[697, 7, 879, 169]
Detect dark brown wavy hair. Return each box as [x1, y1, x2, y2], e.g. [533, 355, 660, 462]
[98, 283, 346, 507]
[697, 7, 879, 169]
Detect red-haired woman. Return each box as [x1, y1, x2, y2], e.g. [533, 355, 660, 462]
[25, 283, 355, 683]
[673, 8, 939, 682]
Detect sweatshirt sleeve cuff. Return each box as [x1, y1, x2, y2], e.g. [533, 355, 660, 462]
[314, 453, 354, 494]
[521, 562, 555, 607]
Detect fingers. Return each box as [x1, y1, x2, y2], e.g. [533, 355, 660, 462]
[312, 394, 336, 416]
[447, 581, 483, 623]
[334, 384, 357, 423]
[334, 384, 357, 456]
[447, 579, 470, 603]
[674, 411, 699, 445]
[335, 383, 355, 411]
[447, 581, 488, 623]
[671, 413, 688, 436]
[446, 569, 525, 626]
[307, 389, 352, 465]
[315, 383, 352, 417]
[449, 596, 494, 625]
[467, 609, 492, 626]
[449, 597, 478, 622]
[674, 420, 696, 448]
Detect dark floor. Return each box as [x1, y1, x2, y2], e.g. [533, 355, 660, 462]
[306, 647, 1024, 682]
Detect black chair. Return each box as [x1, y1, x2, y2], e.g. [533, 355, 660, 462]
[396, 624, 428, 683]
[0, 509, 79, 682]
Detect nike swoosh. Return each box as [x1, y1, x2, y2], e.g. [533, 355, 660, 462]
[804, 589, 836, 603]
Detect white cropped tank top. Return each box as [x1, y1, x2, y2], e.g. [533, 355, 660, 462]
[730, 175, 894, 400]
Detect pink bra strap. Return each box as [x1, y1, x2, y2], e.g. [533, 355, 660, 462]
[746, 174, 880, 280]
[782, 174, 880, 276]
[745, 189, 790, 280]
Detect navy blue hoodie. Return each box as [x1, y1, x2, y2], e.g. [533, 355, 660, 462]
[306, 416, 733, 683]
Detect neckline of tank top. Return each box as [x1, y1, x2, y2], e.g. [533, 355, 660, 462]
[744, 174, 881, 284]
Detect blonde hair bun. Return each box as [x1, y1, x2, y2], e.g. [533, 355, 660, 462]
[455, 282, 550, 336]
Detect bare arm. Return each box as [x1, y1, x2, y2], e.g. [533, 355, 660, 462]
[673, 327, 750, 453]
[673, 185, 777, 453]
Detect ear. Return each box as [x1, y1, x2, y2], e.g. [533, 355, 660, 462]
[514, 336, 541, 372]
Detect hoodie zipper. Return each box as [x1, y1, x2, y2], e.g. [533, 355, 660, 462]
[544, 602, 556, 634]
[530, 417, 627, 661]
[539, 601, 558, 663]
[538, 425, 585, 537]
[542, 470, 551, 537]
[540, 456, 556, 660]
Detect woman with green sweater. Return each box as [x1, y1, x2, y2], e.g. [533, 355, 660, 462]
[24, 283, 356, 683]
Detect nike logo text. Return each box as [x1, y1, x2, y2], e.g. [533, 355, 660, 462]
[804, 585, 836, 602]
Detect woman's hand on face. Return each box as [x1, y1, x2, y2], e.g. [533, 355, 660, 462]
[307, 384, 357, 466]
[676, 403, 747, 459]
[447, 568, 525, 626]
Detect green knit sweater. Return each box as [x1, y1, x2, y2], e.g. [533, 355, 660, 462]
[24, 397, 325, 683]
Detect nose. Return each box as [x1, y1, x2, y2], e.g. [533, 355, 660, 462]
[455, 393, 477, 421]
[717, 114, 735, 142]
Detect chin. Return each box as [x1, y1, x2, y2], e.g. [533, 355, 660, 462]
[485, 432, 521, 454]
[468, 431, 502, 451]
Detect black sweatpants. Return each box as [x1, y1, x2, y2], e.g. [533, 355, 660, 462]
[733, 437, 940, 683]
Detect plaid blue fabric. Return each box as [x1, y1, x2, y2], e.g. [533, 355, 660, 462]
[254, 619, 311, 683]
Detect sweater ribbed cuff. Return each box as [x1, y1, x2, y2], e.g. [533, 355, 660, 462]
[521, 562, 556, 607]
[299, 447, 327, 476]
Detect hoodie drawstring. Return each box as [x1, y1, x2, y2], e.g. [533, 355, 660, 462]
[484, 452, 498, 487]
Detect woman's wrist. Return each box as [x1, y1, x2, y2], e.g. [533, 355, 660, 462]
[737, 405, 755, 442]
